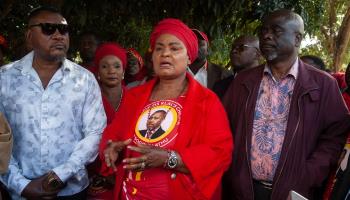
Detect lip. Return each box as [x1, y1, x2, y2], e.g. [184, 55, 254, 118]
[159, 61, 172, 68]
[51, 43, 66, 50]
[260, 43, 275, 49]
[106, 77, 119, 81]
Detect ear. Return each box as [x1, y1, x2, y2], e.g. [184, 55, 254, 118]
[295, 33, 303, 47]
[25, 29, 33, 49]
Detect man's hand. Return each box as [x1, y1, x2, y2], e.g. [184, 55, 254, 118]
[21, 173, 61, 200]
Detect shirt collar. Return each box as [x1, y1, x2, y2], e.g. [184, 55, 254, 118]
[187, 60, 208, 75]
[14, 51, 73, 74]
[264, 58, 299, 80]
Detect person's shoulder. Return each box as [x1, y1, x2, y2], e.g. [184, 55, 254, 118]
[63, 59, 96, 79]
[301, 62, 335, 83]
[0, 61, 18, 74]
[234, 64, 264, 82]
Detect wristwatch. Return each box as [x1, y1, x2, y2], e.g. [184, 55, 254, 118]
[44, 171, 65, 191]
[167, 150, 178, 169]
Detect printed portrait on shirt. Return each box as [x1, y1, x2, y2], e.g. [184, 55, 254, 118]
[134, 100, 183, 147]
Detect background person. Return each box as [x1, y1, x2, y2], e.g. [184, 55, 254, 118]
[87, 42, 127, 199]
[213, 35, 260, 99]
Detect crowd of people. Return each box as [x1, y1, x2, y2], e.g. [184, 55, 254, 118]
[0, 5, 349, 200]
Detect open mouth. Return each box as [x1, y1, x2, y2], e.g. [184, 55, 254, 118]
[160, 61, 172, 67]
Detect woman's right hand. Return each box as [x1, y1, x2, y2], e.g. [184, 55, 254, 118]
[103, 138, 132, 171]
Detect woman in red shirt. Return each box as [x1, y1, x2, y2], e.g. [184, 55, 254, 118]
[87, 42, 127, 199]
[99, 18, 233, 200]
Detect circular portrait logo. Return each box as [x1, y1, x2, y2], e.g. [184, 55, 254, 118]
[135, 101, 181, 145]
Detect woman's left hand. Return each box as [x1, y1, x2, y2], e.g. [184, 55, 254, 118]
[122, 144, 168, 171]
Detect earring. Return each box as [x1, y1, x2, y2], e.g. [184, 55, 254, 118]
[97, 75, 100, 80]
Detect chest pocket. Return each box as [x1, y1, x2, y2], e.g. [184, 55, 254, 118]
[308, 89, 320, 102]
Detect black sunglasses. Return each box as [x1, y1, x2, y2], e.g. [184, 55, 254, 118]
[29, 23, 69, 36]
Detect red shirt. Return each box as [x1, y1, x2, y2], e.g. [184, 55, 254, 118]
[122, 97, 185, 200]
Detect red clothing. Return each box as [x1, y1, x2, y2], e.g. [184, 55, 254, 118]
[122, 98, 185, 199]
[332, 72, 346, 90]
[342, 92, 350, 109]
[99, 73, 233, 200]
[87, 87, 126, 199]
[102, 87, 126, 124]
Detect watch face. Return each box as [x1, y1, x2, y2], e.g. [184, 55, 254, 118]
[167, 152, 178, 169]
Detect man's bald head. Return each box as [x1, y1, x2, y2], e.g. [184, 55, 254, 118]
[259, 9, 304, 63]
[230, 35, 260, 73]
[263, 9, 304, 36]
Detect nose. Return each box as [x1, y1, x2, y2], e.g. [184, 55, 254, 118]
[107, 66, 117, 73]
[51, 29, 66, 40]
[260, 29, 273, 41]
[160, 47, 171, 57]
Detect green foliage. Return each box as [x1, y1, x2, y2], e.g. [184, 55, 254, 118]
[0, 0, 349, 69]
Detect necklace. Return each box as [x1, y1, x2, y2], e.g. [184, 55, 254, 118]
[115, 88, 123, 111]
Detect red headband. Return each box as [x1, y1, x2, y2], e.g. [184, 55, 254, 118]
[127, 48, 144, 69]
[94, 43, 127, 69]
[150, 18, 198, 63]
[0, 35, 8, 49]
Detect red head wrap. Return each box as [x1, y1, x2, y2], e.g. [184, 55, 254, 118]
[94, 42, 127, 69]
[127, 48, 144, 69]
[150, 18, 198, 63]
[192, 29, 209, 46]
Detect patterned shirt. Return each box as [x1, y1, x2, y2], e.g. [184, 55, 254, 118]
[0, 52, 106, 199]
[251, 59, 298, 181]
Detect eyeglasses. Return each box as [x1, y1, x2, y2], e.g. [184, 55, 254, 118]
[232, 44, 258, 53]
[29, 23, 69, 36]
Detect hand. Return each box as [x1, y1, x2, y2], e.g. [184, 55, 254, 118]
[123, 144, 168, 171]
[21, 173, 60, 200]
[103, 138, 132, 171]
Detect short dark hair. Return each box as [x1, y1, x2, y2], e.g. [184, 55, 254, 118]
[28, 5, 62, 24]
[79, 31, 101, 45]
[300, 55, 326, 71]
[152, 110, 167, 118]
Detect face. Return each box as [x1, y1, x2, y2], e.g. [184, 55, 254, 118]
[259, 15, 301, 63]
[230, 38, 258, 72]
[147, 112, 165, 130]
[126, 52, 141, 75]
[26, 11, 69, 62]
[152, 34, 190, 80]
[197, 39, 208, 61]
[79, 34, 98, 62]
[98, 55, 124, 87]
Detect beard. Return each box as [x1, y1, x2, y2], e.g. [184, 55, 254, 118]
[263, 51, 278, 62]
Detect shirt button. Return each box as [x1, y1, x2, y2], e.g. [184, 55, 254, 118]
[171, 173, 176, 179]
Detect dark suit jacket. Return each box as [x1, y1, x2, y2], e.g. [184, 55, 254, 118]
[207, 62, 232, 90]
[139, 127, 165, 139]
[222, 60, 350, 200]
[213, 75, 235, 100]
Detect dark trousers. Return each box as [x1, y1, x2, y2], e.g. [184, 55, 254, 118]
[253, 180, 272, 200]
[57, 189, 87, 200]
